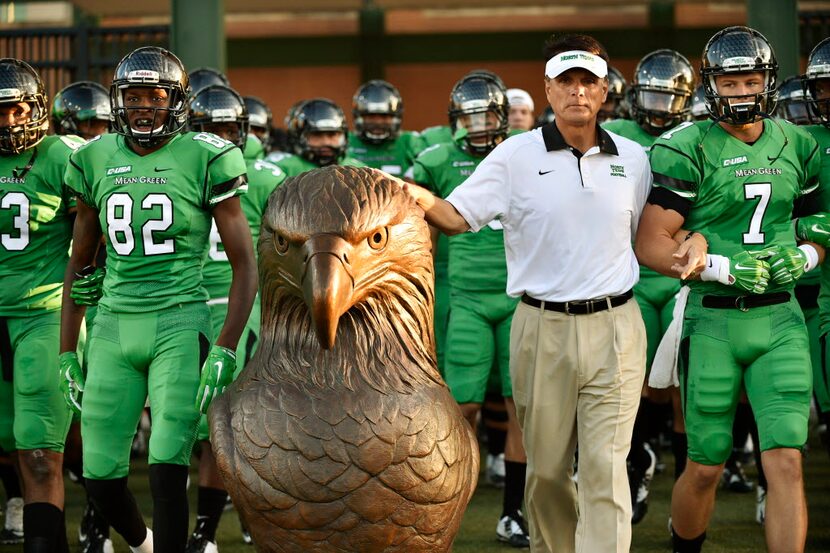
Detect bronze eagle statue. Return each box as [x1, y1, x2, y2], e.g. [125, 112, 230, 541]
[210, 166, 479, 552]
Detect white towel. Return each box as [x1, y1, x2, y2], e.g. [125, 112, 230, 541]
[648, 285, 690, 389]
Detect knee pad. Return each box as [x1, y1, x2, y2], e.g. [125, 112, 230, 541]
[766, 413, 808, 451]
[691, 428, 732, 465]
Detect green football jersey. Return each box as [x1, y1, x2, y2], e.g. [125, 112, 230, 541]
[650, 119, 820, 296]
[420, 125, 453, 148]
[273, 154, 366, 178]
[602, 119, 656, 150]
[411, 142, 506, 292]
[0, 135, 84, 316]
[346, 131, 424, 177]
[203, 158, 286, 300]
[65, 132, 247, 312]
[243, 135, 266, 161]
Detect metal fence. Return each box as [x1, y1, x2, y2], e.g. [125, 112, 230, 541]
[0, 24, 168, 101]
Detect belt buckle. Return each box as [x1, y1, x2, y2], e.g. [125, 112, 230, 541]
[734, 296, 749, 312]
[565, 301, 572, 315]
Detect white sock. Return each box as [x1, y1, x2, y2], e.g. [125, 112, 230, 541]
[130, 528, 153, 553]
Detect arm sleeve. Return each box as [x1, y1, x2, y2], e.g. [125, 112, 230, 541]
[445, 144, 511, 233]
[64, 155, 95, 209]
[800, 138, 821, 197]
[649, 142, 700, 200]
[206, 147, 248, 206]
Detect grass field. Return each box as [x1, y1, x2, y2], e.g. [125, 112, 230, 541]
[2, 431, 829, 552]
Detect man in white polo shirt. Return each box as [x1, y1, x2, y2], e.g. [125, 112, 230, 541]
[406, 34, 652, 553]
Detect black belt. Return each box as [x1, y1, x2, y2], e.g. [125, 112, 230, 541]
[701, 292, 790, 311]
[521, 290, 633, 315]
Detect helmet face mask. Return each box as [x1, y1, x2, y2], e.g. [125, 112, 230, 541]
[700, 26, 778, 125]
[804, 37, 830, 127]
[51, 81, 110, 139]
[448, 73, 508, 156]
[295, 98, 347, 166]
[353, 80, 403, 145]
[0, 58, 49, 155]
[630, 49, 695, 134]
[188, 84, 249, 149]
[775, 76, 810, 126]
[110, 47, 190, 148]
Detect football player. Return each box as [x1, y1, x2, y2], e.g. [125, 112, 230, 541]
[242, 96, 272, 160]
[603, 49, 696, 523]
[801, 37, 830, 462]
[59, 47, 256, 553]
[270, 98, 364, 177]
[776, 76, 811, 125]
[51, 79, 115, 553]
[636, 27, 823, 553]
[0, 57, 84, 553]
[346, 79, 423, 177]
[51, 81, 110, 140]
[406, 71, 529, 548]
[185, 84, 285, 553]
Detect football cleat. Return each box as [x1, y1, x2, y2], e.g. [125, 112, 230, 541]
[631, 444, 657, 524]
[0, 497, 23, 545]
[496, 511, 530, 548]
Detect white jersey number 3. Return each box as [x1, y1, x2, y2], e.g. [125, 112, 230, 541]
[0, 192, 30, 251]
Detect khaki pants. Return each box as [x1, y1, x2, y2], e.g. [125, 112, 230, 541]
[510, 299, 646, 553]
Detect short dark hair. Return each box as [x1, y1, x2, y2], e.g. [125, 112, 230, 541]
[542, 34, 609, 64]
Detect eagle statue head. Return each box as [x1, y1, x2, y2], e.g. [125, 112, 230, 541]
[256, 166, 440, 392]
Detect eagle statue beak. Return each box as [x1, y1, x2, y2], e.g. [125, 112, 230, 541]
[301, 233, 355, 350]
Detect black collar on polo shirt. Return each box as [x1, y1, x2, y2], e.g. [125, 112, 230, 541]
[541, 121, 619, 156]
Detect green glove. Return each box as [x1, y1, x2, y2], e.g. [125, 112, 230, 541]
[196, 345, 236, 414]
[59, 352, 84, 416]
[729, 251, 771, 294]
[796, 213, 830, 247]
[765, 245, 808, 285]
[70, 266, 105, 306]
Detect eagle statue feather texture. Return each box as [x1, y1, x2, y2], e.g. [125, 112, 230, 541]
[210, 166, 479, 552]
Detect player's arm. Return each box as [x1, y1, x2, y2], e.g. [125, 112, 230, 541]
[60, 198, 103, 353]
[212, 194, 257, 350]
[635, 200, 704, 279]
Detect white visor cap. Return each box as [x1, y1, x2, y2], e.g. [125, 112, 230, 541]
[506, 88, 534, 111]
[545, 50, 608, 79]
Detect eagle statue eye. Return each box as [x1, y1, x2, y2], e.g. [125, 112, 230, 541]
[275, 233, 290, 255]
[367, 227, 389, 251]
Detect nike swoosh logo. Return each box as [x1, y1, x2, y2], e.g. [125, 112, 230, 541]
[733, 263, 756, 271]
[811, 224, 830, 235]
[155, 167, 173, 172]
[538, 169, 555, 175]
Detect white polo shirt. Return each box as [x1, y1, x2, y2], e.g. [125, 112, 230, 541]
[446, 122, 651, 302]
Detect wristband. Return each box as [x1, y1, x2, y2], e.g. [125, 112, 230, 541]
[798, 244, 819, 273]
[699, 254, 734, 285]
